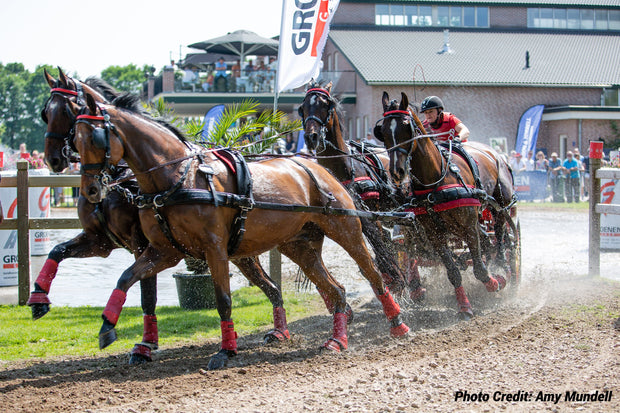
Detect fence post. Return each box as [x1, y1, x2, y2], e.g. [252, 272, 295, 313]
[17, 160, 30, 305]
[269, 248, 282, 288]
[588, 141, 603, 277]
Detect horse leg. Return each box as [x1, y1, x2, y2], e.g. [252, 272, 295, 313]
[466, 228, 506, 293]
[231, 257, 290, 344]
[99, 245, 180, 351]
[435, 245, 474, 320]
[278, 239, 349, 352]
[321, 218, 409, 337]
[129, 276, 158, 365]
[401, 226, 426, 302]
[27, 232, 116, 320]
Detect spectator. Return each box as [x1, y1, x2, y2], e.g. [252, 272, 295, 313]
[525, 150, 535, 171]
[562, 151, 580, 203]
[284, 134, 296, 153]
[231, 60, 241, 78]
[548, 152, 564, 202]
[18, 143, 31, 160]
[573, 149, 586, 200]
[510, 152, 527, 174]
[215, 57, 228, 78]
[534, 151, 548, 172]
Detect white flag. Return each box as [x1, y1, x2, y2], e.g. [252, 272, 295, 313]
[276, 0, 340, 93]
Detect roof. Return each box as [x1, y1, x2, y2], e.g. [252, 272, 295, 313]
[345, 0, 620, 8]
[329, 29, 620, 87]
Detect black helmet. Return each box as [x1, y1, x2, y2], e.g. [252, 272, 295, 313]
[420, 96, 444, 112]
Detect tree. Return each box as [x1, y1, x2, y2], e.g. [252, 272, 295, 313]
[101, 64, 149, 94]
[0, 63, 52, 151]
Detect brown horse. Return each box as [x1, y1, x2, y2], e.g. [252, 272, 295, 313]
[298, 80, 425, 300]
[72, 91, 409, 369]
[374, 92, 519, 319]
[32, 69, 298, 364]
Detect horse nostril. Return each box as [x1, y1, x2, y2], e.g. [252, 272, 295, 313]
[397, 167, 406, 178]
[87, 185, 99, 198]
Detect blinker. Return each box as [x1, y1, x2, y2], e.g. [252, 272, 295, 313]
[92, 127, 107, 149]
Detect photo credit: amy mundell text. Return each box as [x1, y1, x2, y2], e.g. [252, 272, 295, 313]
[454, 390, 613, 405]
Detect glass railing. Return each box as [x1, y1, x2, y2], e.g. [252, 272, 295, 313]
[168, 70, 357, 94]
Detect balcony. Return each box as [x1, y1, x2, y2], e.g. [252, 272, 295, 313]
[145, 69, 357, 117]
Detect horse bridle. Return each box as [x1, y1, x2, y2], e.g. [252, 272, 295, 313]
[298, 88, 335, 152]
[75, 104, 117, 187]
[41, 81, 85, 158]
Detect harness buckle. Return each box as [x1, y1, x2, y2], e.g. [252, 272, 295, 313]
[153, 194, 165, 208]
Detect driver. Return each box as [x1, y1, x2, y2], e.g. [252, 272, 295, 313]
[420, 96, 469, 142]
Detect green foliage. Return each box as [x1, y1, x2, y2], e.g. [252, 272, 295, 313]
[0, 287, 320, 361]
[0, 63, 55, 151]
[101, 64, 149, 94]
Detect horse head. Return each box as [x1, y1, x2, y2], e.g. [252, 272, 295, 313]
[297, 79, 336, 151]
[42, 67, 112, 172]
[374, 91, 419, 184]
[73, 93, 123, 203]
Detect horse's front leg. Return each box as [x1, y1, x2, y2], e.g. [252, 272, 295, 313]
[129, 275, 158, 364]
[232, 257, 290, 345]
[99, 245, 180, 350]
[27, 232, 116, 320]
[466, 227, 507, 293]
[206, 247, 237, 370]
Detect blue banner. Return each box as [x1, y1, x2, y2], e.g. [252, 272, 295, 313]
[201, 105, 226, 141]
[514, 170, 548, 201]
[515, 105, 544, 156]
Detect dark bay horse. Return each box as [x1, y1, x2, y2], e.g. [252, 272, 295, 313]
[72, 91, 409, 369]
[32, 69, 297, 364]
[374, 92, 518, 319]
[297, 80, 425, 300]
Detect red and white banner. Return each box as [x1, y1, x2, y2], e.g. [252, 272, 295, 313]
[277, 0, 340, 93]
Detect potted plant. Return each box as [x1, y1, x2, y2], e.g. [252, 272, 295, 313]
[173, 257, 217, 310]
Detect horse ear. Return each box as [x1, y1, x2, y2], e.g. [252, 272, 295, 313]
[325, 81, 333, 94]
[306, 78, 314, 91]
[43, 68, 56, 88]
[86, 93, 98, 115]
[58, 67, 68, 87]
[381, 91, 390, 112]
[399, 92, 409, 111]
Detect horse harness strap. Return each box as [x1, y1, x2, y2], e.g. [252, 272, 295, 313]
[93, 203, 126, 250]
[438, 142, 482, 190]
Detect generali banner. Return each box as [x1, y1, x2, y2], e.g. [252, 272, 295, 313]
[277, 0, 340, 93]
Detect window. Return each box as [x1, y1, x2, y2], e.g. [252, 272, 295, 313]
[603, 89, 619, 106]
[450, 6, 462, 27]
[595, 10, 608, 30]
[419, 6, 432, 26]
[437, 6, 450, 27]
[376, 4, 389, 25]
[405, 5, 418, 26]
[528, 7, 619, 31]
[333, 51, 339, 71]
[476, 7, 488, 27]
[463, 7, 475, 27]
[390, 4, 405, 25]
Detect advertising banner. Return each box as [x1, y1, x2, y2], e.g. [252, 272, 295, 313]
[600, 178, 620, 250]
[515, 105, 544, 156]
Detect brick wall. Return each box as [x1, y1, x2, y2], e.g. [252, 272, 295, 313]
[491, 7, 527, 28]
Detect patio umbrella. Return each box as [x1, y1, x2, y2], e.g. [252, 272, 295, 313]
[188, 29, 278, 65]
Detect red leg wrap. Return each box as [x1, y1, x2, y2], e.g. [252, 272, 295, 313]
[377, 287, 400, 320]
[131, 343, 152, 361]
[455, 286, 473, 313]
[484, 277, 499, 292]
[220, 320, 238, 353]
[102, 289, 126, 325]
[142, 315, 158, 345]
[495, 274, 507, 290]
[34, 259, 58, 293]
[272, 307, 290, 339]
[317, 288, 335, 314]
[323, 312, 348, 351]
[390, 320, 410, 337]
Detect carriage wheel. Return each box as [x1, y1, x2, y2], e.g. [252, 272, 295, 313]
[505, 219, 521, 288]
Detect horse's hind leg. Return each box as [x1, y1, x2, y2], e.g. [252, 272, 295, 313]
[232, 257, 291, 344]
[129, 276, 158, 365]
[435, 244, 474, 320]
[320, 218, 409, 337]
[277, 239, 349, 352]
[465, 225, 506, 293]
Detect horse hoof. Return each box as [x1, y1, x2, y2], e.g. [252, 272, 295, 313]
[484, 277, 499, 292]
[207, 349, 236, 370]
[410, 287, 426, 302]
[129, 344, 153, 365]
[390, 322, 410, 337]
[99, 324, 117, 349]
[321, 337, 347, 352]
[30, 303, 50, 320]
[263, 329, 290, 345]
[458, 310, 474, 321]
[495, 275, 507, 290]
[345, 304, 354, 325]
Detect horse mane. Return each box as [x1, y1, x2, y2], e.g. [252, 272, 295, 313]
[111, 93, 187, 143]
[84, 77, 120, 102]
[306, 79, 346, 136]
